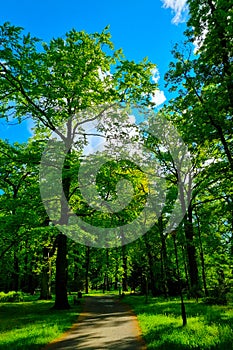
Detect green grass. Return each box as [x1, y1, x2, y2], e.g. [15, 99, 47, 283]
[0, 294, 82, 350]
[83, 289, 123, 297]
[3, 291, 232, 349]
[123, 295, 233, 349]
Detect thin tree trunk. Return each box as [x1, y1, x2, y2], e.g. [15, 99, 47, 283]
[173, 233, 187, 326]
[181, 243, 190, 295]
[120, 230, 128, 292]
[114, 248, 120, 290]
[122, 245, 128, 292]
[184, 205, 199, 296]
[195, 209, 208, 297]
[12, 249, 19, 291]
[147, 250, 157, 296]
[144, 231, 157, 296]
[106, 249, 110, 291]
[40, 246, 52, 300]
[159, 217, 169, 298]
[85, 246, 90, 294]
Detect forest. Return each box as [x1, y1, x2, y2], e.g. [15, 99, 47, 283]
[0, 0, 232, 347]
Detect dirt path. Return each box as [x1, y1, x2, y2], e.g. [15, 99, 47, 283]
[43, 295, 146, 349]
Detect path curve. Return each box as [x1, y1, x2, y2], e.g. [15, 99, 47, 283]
[42, 295, 146, 349]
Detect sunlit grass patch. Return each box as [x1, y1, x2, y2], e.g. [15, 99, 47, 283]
[0, 296, 82, 350]
[123, 296, 233, 349]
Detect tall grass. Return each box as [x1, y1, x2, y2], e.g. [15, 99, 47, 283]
[123, 295, 233, 349]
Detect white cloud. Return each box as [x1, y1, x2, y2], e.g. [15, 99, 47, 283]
[193, 27, 208, 53]
[150, 67, 166, 107]
[161, 0, 189, 24]
[97, 67, 112, 82]
[128, 114, 136, 124]
[82, 112, 138, 156]
[150, 90, 166, 106]
[151, 67, 160, 83]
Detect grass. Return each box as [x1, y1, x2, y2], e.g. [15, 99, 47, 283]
[2, 290, 232, 349]
[0, 294, 82, 350]
[83, 289, 122, 297]
[123, 295, 233, 349]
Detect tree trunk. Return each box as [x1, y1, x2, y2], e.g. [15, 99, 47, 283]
[144, 232, 157, 297]
[28, 273, 37, 295]
[122, 245, 128, 292]
[54, 233, 70, 309]
[53, 148, 71, 309]
[184, 205, 199, 297]
[159, 217, 169, 298]
[147, 251, 157, 297]
[40, 246, 52, 300]
[173, 233, 187, 326]
[106, 249, 110, 291]
[11, 249, 19, 291]
[85, 246, 90, 294]
[114, 249, 120, 290]
[73, 246, 83, 291]
[195, 209, 208, 297]
[181, 243, 190, 295]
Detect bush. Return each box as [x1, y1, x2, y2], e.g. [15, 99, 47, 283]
[0, 291, 24, 302]
[202, 287, 228, 305]
[226, 291, 233, 304]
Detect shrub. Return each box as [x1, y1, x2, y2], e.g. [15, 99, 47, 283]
[0, 291, 24, 302]
[203, 287, 228, 305]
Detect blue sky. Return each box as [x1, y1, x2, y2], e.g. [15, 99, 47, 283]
[0, 0, 188, 143]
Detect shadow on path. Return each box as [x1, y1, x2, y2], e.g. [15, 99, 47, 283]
[42, 295, 146, 349]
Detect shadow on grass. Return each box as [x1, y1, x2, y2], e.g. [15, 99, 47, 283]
[143, 326, 233, 350]
[0, 336, 45, 350]
[123, 295, 233, 350]
[126, 295, 233, 320]
[0, 300, 82, 350]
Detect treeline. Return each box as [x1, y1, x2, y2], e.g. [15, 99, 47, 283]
[0, 0, 232, 309]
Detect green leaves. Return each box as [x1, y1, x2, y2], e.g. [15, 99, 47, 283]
[0, 22, 157, 136]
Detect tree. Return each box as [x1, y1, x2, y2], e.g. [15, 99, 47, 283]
[0, 22, 157, 308]
[162, 0, 233, 305]
[0, 140, 49, 293]
[164, 0, 233, 171]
